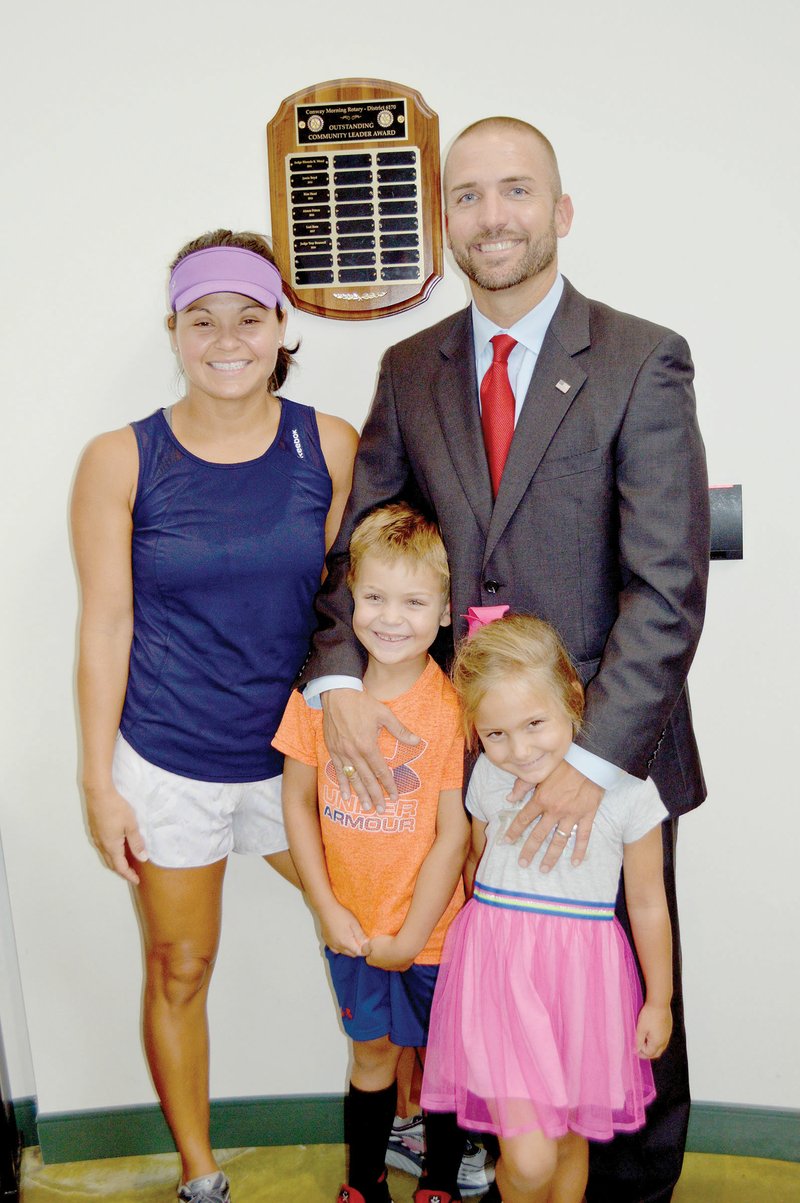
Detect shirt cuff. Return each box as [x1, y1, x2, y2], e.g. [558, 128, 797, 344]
[565, 743, 624, 790]
[303, 675, 364, 709]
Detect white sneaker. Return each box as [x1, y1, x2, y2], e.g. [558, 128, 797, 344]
[385, 1114, 426, 1176]
[384, 1116, 495, 1198]
[177, 1171, 231, 1203]
[457, 1140, 496, 1197]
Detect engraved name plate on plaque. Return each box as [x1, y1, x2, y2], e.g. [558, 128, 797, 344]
[267, 79, 443, 320]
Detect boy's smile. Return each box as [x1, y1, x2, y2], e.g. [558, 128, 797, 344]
[351, 554, 450, 680]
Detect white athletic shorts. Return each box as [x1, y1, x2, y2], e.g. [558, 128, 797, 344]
[111, 733, 289, 869]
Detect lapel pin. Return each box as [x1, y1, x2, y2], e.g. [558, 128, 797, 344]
[556, 379, 571, 394]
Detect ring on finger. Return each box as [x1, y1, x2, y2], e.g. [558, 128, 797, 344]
[556, 828, 570, 838]
[341, 763, 356, 779]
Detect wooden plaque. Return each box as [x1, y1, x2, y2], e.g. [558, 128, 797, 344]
[267, 78, 443, 320]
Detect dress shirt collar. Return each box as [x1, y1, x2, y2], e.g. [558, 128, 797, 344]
[471, 273, 564, 356]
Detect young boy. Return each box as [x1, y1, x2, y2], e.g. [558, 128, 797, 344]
[274, 504, 470, 1203]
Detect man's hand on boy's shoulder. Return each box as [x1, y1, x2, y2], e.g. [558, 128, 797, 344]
[321, 687, 420, 810]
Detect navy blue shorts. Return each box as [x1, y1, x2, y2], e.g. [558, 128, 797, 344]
[325, 950, 439, 1046]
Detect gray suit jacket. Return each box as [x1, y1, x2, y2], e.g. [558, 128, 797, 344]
[305, 278, 710, 816]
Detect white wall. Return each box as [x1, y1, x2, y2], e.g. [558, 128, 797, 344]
[1, 0, 798, 1120]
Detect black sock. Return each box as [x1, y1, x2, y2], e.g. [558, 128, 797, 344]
[346, 1080, 397, 1195]
[422, 1109, 465, 1198]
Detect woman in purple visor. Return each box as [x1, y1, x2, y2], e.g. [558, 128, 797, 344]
[71, 230, 358, 1203]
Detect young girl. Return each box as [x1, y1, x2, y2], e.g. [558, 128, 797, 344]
[421, 614, 673, 1203]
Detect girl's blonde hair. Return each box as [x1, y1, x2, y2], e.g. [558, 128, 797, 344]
[451, 613, 584, 750]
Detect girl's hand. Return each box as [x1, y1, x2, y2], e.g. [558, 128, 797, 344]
[636, 1002, 673, 1059]
[319, 901, 368, 957]
[85, 786, 148, 885]
[362, 933, 415, 972]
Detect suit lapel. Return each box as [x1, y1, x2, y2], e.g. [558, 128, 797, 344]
[485, 279, 591, 562]
[433, 308, 494, 537]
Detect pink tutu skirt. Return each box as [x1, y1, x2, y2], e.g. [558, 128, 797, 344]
[421, 896, 655, 1141]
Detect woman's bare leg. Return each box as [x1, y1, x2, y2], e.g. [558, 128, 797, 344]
[133, 857, 227, 1184]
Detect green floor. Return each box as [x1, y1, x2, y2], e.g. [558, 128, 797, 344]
[18, 1144, 800, 1202]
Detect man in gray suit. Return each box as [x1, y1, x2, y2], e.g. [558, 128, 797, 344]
[304, 117, 709, 1202]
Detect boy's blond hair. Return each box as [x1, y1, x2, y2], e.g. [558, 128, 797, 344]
[451, 613, 584, 751]
[347, 503, 450, 599]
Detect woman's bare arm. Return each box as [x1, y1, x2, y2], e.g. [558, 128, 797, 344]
[71, 426, 146, 883]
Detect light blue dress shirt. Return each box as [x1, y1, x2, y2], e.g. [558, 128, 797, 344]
[472, 273, 564, 423]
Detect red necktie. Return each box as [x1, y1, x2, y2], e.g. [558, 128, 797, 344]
[480, 333, 518, 497]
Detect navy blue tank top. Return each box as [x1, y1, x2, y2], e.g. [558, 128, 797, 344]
[120, 401, 332, 782]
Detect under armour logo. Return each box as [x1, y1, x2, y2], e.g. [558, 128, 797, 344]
[325, 737, 428, 796]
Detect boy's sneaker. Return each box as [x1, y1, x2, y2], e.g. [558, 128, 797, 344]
[385, 1115, 494, 1198]
[177, 1171, 231, 1203]
[457, 1140, 495, 1197]
[413, 1191, 459, 1203]
[385, 1114, 426, 1176]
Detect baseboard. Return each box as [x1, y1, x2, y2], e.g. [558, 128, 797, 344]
[30, 1095, 800, 1165]
[9, 1098, 36, 1150]
[36, 1095, 343, 1164]
[686, 1100, 800, 1162]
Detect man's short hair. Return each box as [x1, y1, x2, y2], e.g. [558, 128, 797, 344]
[446, 116, 563, 200]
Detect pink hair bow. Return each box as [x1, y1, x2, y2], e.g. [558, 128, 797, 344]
[463, 604, 510, 638]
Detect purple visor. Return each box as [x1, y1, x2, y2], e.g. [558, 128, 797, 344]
[169, 246, 285, 312]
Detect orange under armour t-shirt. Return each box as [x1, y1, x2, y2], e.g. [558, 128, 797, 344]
[274, 656, 465, 964]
